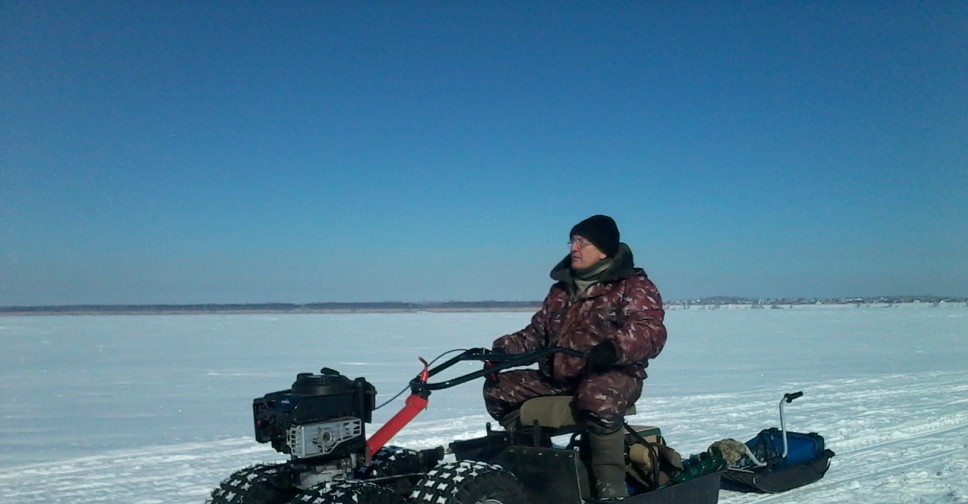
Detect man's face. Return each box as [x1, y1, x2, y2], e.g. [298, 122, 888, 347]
[569, 235, 607, 270]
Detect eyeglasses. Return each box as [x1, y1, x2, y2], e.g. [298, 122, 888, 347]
[568, 237, 594, 248]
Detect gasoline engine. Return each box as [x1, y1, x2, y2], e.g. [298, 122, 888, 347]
[252, 367, 376, 488]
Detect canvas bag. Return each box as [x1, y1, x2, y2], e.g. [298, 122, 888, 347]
[623, 425, 684, 490]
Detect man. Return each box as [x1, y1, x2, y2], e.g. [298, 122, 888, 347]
[483, 214, 667, 500]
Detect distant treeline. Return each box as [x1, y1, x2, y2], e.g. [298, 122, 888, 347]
[0, 301, 542, 316]
[1, 296, 965, 316]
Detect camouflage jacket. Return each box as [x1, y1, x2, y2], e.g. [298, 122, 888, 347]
[493, 244, 667, 383]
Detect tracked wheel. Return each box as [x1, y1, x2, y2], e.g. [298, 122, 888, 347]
[360, 446, 425, 478]
[410, 460, 532, 504]
[207, 463, 298, 504]
[293, 481, 403, 504]
[358, 445, 426, 494]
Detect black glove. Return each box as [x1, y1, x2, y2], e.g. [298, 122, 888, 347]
[585, 341, 618, 372]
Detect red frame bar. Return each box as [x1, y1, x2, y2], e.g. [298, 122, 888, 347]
[366, 357, 432, 458]
[366, 393, 428, 457]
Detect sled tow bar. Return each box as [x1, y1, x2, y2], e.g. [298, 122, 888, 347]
[779, 391, 803, 459]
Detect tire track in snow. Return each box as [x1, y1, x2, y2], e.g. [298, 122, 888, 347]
[0, 439, 279, 504]
[726, 442, 968, 504]
[718, 372, 968, 504]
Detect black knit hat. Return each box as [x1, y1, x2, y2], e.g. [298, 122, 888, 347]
[570, 214, 620, 257]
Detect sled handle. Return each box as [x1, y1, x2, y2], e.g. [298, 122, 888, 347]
[778, 391, 803, 459]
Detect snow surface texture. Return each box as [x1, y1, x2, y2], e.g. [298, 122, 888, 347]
[1, 303, 966, 503]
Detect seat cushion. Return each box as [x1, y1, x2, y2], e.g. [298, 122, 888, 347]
[518, 396, 638, 429]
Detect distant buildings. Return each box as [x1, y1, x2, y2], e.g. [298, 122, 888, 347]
[665, 295, 967, 309]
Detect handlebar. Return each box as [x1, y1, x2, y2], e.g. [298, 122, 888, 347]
[367, 346, 583, 456]
[783, 391, 804, 403]
[409, 347, 584, 394]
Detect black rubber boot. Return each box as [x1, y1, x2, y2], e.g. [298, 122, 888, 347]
[589, 429, 628, 500]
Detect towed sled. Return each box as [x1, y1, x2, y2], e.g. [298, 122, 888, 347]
[206, 347, 727, 504]
[719, 391, 835, 493]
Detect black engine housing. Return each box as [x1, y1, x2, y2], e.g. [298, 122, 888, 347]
[252, 367, 376, 461]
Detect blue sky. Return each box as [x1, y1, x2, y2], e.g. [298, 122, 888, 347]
[1, 2, 965, 305]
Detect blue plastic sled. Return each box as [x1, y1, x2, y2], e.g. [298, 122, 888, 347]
[721, 392, 835, 493]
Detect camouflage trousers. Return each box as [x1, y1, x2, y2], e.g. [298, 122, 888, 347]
[483, 369, 643, 434]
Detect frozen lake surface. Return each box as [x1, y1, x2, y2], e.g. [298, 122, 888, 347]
[1, 303, 966, 503]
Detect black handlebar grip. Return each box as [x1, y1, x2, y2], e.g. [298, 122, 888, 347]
[784, 391, 804, 403]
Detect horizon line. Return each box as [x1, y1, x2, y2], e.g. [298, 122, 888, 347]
[2, 294, 966, 314]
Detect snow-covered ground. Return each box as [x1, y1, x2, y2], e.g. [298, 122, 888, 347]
[1, 303, 966, 503]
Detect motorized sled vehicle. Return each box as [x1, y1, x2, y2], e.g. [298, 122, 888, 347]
[206, 347, 727, 504]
